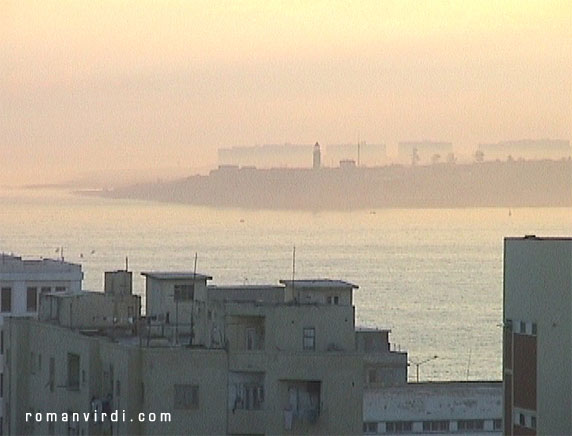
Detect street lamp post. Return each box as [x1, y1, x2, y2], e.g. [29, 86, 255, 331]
[409, 355, 438, 382]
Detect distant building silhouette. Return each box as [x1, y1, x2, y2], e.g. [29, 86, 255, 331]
[313, 142, 321, 169]
[326, 143, 386, 167]
[398, 141, 453, 165]
[218, 144, 313, 168]
[478, 139, 571, 161]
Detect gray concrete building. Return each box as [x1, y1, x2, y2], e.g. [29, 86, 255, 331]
[364, 382, 502, 435]
[4, 271, 407, 435]
[503, 236, 572, 435]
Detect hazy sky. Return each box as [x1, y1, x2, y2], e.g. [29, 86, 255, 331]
[1, 0, 571, 185]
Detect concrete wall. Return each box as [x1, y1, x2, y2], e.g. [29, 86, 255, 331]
[504, 238, 572, 435]
[364, 382, 502, 434]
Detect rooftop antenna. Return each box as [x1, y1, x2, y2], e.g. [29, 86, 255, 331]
[125, 256, 129, 271]
[292, 245, 296, 302]
[292, 245, 296, 282]
[357, 134, 361, 167]
[466, 346, 472, 381]
[189, 252, 198, 346]
[193, 252, 198, 279]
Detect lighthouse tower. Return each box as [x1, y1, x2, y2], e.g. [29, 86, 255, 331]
[313, 142, 321, 169]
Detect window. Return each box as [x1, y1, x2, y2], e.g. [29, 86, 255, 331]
[1, 330, 3, 355]
[41, 286, 51, 294]
[55, 287, 66, 292]
[519, 413, 525, 426]
[531, 323, 537, 335]
[303, 328, 315, 351]
[232, 384, 264, 410]
[367, 368, 378, 384]
[386, 421, 413, 433]
[363, 422, 377, 433]
[174, 384, 199, 409]
[67, 353, 80, 391]
[27, 287, 38, 312]
[327, 296, 340, 305]
[1, 288, 12, 313]
[246, 328, 256, 350]
[423, 421, 449, 432]
[531, 416, 536, 429]
[519, 321, 526, 334]
[493, 419, 502, 430]
[174, 284, 194, 301]
[49, 357, 55, 392]
[458, 419, 484, 431]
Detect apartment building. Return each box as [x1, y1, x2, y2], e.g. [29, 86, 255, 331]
[503, 236, 572, 435]
[4, 270, 407, 435]
[364, 382, 502, 435]
[0, 253, 83, 433]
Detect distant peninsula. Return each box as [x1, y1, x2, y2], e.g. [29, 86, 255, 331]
[88, 160, 572, 210]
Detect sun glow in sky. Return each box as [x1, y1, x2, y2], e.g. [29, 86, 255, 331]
[1, 1, 571, 184]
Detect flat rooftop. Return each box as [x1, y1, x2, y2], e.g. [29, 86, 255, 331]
[505, 235, 572, 241]
[356, 326, 391, 333]
[141, 272, 213, 281]
[0, 254, 82, 273]
[279, 279, 358, 289]
[208, 285, 284, 290]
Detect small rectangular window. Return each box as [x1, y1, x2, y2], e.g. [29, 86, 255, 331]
[493, 419, 502, 430]
[174, 284, 194, 301]
[532, 323, 537, 335]
[367, 368, 377, 384]
[49, 357, 55, 392]
[1, 288, 12, 313]
[41, 286, 51, 294]
[519, 413, 525, 426]
[303, 327, 315, 351]
[531, 416, 536, 429]
[27, 287, 38, 312]
[333, 296, 339, 304]
[174, 384, 199, 409]
[55, 286, 66, 292]
[67, 353, 80, 390]
[363, 422, 377, 433]
[520, 321, 526, 334]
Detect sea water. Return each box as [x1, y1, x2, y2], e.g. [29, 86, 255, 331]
[1, 188, 570, 381]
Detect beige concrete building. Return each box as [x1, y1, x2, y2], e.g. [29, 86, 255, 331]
[503, 236, 572, 435]
[4, 271, 407, 435]
[0, 253, 83, 433]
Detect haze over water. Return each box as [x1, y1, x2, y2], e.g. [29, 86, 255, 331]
[2, 188, 571, 381]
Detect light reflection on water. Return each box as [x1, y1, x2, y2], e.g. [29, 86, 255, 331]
[1, 188, 571, 381]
